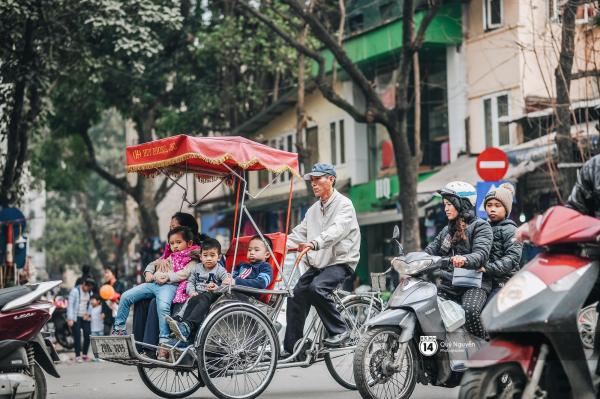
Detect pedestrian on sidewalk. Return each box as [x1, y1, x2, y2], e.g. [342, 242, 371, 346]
[67, 278, 94, 362]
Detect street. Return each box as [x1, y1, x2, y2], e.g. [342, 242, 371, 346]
[48, 360, 459, 399]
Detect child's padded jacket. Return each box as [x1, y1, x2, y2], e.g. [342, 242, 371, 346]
[232, 262, 272, 289]
[486, 218, 523, 287]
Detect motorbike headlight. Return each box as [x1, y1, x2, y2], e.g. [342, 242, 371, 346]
[391, 258, 433, 276]
[497, 271, 546, 313]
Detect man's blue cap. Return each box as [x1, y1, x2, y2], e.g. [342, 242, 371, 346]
[303, 163, 337, 180]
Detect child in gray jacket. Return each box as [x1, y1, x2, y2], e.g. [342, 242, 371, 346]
[166, 238, 228, 344]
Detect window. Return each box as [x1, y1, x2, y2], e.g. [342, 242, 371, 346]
[348, 13, 364, 32]
[548, 0, 560, 22]
[379, 2, 395, 21]
[484, 0, 503, 31]
[483, 93, 510, 147]
[330, 119, 346, 166]
[258, 133, 296, 187]
[576, 3, 596, 24]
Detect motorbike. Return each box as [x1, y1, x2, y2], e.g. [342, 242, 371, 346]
[353, 227, 483, 399]
[458, 206, 600, 399]
[46, 296, 74, 350]
[0, 281, 62, 399]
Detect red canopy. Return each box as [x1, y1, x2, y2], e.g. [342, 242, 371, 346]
[126, 135, 300, 179]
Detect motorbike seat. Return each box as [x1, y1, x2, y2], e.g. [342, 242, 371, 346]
[0, 340, 28, 359]
[0, 286, 32, 310]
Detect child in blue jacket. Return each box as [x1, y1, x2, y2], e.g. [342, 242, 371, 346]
[223, 235, 273, 296]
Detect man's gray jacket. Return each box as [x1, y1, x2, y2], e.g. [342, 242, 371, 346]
[287, 189, 360, 270]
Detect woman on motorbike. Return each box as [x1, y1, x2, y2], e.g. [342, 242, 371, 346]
[424, 181, 493, 339]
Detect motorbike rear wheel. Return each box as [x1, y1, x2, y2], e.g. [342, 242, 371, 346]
[353, 327, 417, 399]
[459, 364, 526, 399]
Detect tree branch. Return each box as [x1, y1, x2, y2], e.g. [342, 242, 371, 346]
[413, 0, 442, 50]
[78, 129, 136, 198]
[279, 0, 385, 110]
[236, 1, 322, 61]
[154, 176, 178, 204]
[239, 0, 388, 125]
[571, 69, 600, 80]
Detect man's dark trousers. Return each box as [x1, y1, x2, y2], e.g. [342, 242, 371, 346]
[284, 264, 352, 353]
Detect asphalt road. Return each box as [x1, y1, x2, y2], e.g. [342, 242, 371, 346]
[47, 358, 459, 399]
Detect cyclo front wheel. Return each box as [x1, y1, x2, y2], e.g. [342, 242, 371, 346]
[197, 305, 278, 399]
[137, 365, 203, 399]
[324, 297, 381, 390]
[353, 327, 417, 399]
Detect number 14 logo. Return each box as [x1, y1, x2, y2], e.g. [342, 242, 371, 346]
[418, 336, 438, 356]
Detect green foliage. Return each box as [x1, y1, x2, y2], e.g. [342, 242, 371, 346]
[34, 198, 94, 278]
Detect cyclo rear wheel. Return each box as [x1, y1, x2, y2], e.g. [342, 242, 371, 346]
[324, 297, 381, 390]
[137, 365, 203, 399]
[197, 305, 278, 399]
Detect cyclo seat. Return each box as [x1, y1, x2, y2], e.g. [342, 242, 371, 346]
[225, 232, 287, 304]
[0, 286, 32, 310]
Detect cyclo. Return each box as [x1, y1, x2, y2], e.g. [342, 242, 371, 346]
[91, 135, 382, 399]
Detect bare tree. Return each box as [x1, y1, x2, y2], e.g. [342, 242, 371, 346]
[238, 0, 442, 251]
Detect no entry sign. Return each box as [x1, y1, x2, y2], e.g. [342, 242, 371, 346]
[476, 147, 509, 181]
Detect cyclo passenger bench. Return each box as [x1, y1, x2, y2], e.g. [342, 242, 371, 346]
[91, 135, 381, 399]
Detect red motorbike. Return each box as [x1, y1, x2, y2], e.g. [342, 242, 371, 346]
[458, 206, 600, 399]
[0, 281, 62, 399]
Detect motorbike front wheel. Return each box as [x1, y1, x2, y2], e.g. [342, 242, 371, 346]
[353, 327, 417, 399]
[459, 364, 526, 399]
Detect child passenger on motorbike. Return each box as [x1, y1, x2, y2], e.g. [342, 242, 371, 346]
[424, 181, 493, 339]
[481, 183, 523, 300]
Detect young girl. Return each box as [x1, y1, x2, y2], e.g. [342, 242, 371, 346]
[424, 181, 493, 339]
[112, 226, 200, 359]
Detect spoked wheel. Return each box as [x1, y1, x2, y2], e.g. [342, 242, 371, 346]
[324, 297, 381, 390]
[353, 327, 417, 399]
[137, 365, 203, 399]
[198, 306, 278, 399]
[578, 303, 598, 349]
[459, 364, 526, 399]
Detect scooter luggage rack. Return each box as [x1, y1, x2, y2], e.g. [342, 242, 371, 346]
[90, 335, 196, 369]
[370, 267, 392, 292]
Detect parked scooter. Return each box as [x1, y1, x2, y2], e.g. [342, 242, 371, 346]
[46, 296, 74, 350]
[0, 281, 62, 399]
[353, 227, 483, 399]
[459, 206, 600, 399]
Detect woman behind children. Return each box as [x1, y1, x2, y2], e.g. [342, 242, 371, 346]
[135, 212, 214, 348]
[424, 181, 493, 339]
[112, 226, 200, 360]
[481, 183, 523, 300]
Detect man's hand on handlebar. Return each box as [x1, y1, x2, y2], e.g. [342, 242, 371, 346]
[297, 242, 315, 251]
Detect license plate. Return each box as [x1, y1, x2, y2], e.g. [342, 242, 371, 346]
[95, 338, 130, 359]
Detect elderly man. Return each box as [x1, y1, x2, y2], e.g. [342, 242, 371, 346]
[283, 163, 361, 355]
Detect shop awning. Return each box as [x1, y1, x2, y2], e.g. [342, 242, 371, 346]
[499, 98, 600, 123]
[416, 155, 533, 198]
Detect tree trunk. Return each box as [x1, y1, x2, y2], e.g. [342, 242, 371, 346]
[76, 192, 111, 268]
[0, 19, 34, 207]
[391, 116, 421, 252]
[555, 0, 579, 200]
[296, 23, 313, 193]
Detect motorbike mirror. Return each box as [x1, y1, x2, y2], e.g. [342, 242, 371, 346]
[392, 226, 400, 240]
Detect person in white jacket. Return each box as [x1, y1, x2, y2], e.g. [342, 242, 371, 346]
[283, 163, 360, 355]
